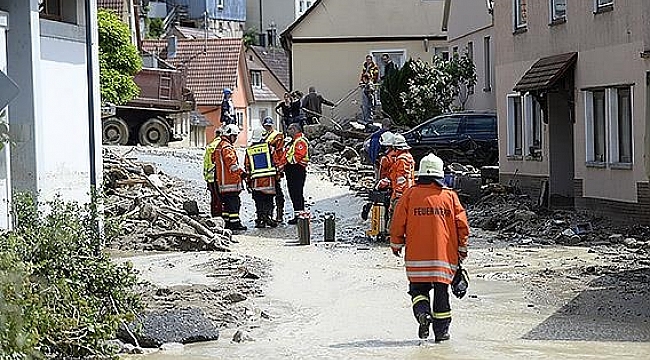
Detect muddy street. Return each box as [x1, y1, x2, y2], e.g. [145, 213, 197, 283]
[121, 148, 650, 359]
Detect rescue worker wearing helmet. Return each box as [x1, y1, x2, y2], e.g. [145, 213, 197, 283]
[390, 153, 469, 341]
[203, 127, 223, 217]
[261, 117, 287, 223]
[221, 88, 236, 125]
[212, 124, 247, 231]
[376, 133, 415, 225]
[377, 131, 396, 181]
[245, 127, 279, 228]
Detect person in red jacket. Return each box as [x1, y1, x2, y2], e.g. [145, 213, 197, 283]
[285, 123, 309, 225]
[213, 124, 247, 231]
[390, 153, 469, 341]
[377, 134, 415, 228]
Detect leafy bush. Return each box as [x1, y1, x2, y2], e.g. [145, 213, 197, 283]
[0, 193, 141, 358]
[380, 54, 477, 128]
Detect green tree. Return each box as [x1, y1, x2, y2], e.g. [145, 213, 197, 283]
[380, 53, 477, 127]
[147, 18, 165, 39]
[98, 9, 142, 105]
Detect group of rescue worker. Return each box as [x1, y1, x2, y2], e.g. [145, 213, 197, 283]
[371, 129, 470, 342]
[203, 117, 310, 231]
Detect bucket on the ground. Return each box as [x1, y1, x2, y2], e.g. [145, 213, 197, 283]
[297, 211, 311, 245]
[324, 212, 336, 242]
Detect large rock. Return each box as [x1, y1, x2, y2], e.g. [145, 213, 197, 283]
[341, 147, 359, 160]
[321, 131, 342, 142]
[303, 124, 328, 139]
[118, 308, 220, 348]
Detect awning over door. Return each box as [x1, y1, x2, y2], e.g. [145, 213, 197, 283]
[513, 52, 578, 92]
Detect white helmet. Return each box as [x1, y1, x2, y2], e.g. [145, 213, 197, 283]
[392, 134, 411, 150]
[250, 127, 265, 143]
[379, 131, 395, 146]
[416, 153, 444, 178]
[222, 124, 241, 137]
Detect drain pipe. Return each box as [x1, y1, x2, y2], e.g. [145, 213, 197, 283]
[85, 0, 98, 188]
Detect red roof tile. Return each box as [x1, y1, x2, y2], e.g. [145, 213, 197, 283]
[97, 0, 125, 15]
[142, 38, 243, 106]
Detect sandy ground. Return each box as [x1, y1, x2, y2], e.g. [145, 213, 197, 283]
[117, 147, 650, 359]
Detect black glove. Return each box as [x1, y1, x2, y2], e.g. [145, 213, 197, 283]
[240, 172, 248, 180]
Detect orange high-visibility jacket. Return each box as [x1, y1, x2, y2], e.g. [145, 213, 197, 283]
[286, 133, 309, 167]
[244, 146, 277, 195]
[390, 183, 470, 284]
[378, 150, 395, 180]
[212, 137, 244, 193]
[389, 150, 415, 200]
[265, 130, 287, 172]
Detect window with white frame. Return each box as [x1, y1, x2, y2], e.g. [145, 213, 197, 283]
[595, 0, 614, 10]
[507, 95, 524, 156]
[236, 111, 244, 129]
[484, 36, 492, 91]
[523, 93, 543, 157]
[39, 0, 77, 23]
[217, 0, 224, 9]
[259, 108, 268, 122]
[251, 70, 262, 88]
[550, 0, 566, 22]
[584, 86, 633, 165]
[514, 0, 528, 29]
[371, 50, 406, 78]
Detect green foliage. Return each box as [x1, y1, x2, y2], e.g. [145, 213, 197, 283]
[147, 18, 165, 39]
[380, 53, 477, 127]
[243, 28, 258, 46]
[0, 193, 141, 359]
[98, 9, 142, 105]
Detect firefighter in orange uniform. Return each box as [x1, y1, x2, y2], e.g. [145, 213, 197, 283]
[377, 131, 395, 181]
[262, 116, 287, 223]
[285, 123, 309, 225]
[390, 153, 469, 341]
[212, 124, 247, 231]
[245, 127, 279, 228]
[376, 133, 415, 223]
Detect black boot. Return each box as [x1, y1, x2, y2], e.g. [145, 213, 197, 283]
[230, 221, 247, 231]
[254, 219, 266, 228]
[265, 215, 279, 228]
[417, 313, 433, 340]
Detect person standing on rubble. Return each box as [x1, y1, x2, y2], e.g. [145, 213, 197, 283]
[301, 86, 335, 125]
[245, 127, 279, 228]
[390, 153, 469, 341]
[213, 124, 247, 231]
[377, 134, 415, 222]
[285, 123, 309, 225]
[380, 53, 398, 82]
[360, 73, 375, 125]
[360, 54, 379, 84]
[221, 88, 236, 125]
[203, 127, 223, 217]
[366, 118, 393, 178]
[262, 116, 287, 223]
[275, 92, 294, 130]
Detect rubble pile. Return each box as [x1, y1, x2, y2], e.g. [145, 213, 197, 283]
[103, 148, 232, 252]
[469, 184, 650, 251]
[304, 123, 375, 189]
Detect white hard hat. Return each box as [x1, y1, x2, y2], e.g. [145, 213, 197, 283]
[222, 124, 241, 137]
[379, 131, 395, 146]
[417, 153, 444, 178]
[250, 127, 265, 143]
[392, 134, 411, 150]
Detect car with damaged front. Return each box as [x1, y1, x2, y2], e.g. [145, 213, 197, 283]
[402, 111, 498, 168]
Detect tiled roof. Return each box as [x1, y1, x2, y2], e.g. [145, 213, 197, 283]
[142, 38, 242, 106]
[250, 45, 290, 90]
[97, 0, 125, 15]
[514, 52, 578, 93]
[253, 84, 281, 102]
[172, 26, 221, 40]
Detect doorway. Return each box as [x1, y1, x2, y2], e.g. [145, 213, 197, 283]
[547, 81, 575, 209]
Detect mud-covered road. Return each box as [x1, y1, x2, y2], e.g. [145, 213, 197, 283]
[123, 147, 650, 360]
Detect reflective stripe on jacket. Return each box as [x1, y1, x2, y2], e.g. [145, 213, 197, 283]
[212, 138, 243, 193]
[389, 183, 470, 284]
[203, 137, 221, 182]
[246, 142, 277, 179]
[287, 133, 309, 167]
[389, 150, 415, 200]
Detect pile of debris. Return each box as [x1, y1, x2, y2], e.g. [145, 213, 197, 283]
[103, 148, 232, 252]
[469, 183, 650, 251]
[304, 122, 375, 189]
